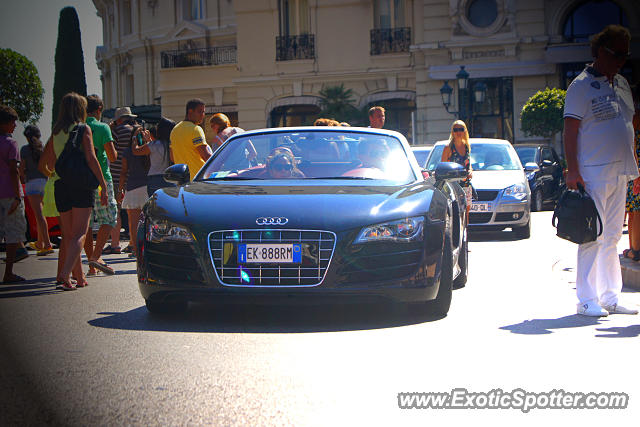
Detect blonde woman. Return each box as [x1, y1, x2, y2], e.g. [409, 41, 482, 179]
[441, 120, 473, 213]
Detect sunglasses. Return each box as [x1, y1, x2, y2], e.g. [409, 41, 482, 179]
[272, 162, 293, 172]
[453, 127, 465, 132]
[603, 46, 631, 60]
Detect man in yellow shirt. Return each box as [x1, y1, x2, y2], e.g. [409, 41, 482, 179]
[170, 98, 212, 180]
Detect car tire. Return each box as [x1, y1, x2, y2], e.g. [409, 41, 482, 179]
[427, 236, 453, 315]
[453, 234, 468, 289]
[145, 298, 188, 314]
[532, 188, 543, 212]
[513, 220, 531, 239]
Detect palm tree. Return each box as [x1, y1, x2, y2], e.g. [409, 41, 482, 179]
[318, 84, 362, 125]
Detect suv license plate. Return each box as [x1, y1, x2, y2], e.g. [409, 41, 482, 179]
[238, 243, 302, 263]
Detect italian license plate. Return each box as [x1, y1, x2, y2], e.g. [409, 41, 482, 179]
[471, 202, 492, 212]
[238, 243, 302, 263]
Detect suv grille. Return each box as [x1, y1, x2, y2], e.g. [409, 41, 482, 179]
[208, 229, 336, 287]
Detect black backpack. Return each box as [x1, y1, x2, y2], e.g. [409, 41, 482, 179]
[552, 185, 602, 244]
[55, 124, 100, 190]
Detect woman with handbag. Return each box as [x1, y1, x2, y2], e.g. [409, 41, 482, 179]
[39, 93, 108, 290]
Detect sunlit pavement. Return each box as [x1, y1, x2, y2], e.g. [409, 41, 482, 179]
[1, 212, 639, 426]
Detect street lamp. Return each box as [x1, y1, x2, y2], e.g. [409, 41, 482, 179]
[439, 65, 486, 123]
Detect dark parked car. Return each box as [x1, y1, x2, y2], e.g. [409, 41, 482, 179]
[137, 127, 469, 316]
[513, 144, 565, 211]
[411, 145, 433, 168]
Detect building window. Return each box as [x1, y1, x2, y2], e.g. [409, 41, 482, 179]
[374, 0, 405, 29]
[121, 0, 132, 35]
[466, 0, 498, 29]
[279, 0, 309, 36]
[270, 105, 320, 127]
[183, 0, 204, 21]
[466, 77, 513, 142]
[277, 0, 314, 61]
[563, 0, 628, 43]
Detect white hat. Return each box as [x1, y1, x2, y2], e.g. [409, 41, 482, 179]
[114, 106, 137, 120]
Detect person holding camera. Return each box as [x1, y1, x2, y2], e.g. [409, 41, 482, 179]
[104, 107, 137, 254]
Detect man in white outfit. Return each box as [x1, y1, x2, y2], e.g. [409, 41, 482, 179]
[564, 25, 638, 317]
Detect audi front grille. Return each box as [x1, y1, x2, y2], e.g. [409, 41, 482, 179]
[208, 229, 336, 287]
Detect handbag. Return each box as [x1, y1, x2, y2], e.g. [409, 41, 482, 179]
[552, 184, 602, 244]
[55, 124, 99, 190]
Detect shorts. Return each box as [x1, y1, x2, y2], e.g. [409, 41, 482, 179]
[54, 180, 95, 213]
[25, 178, 47, 196]
[91, 180, 118, 228]
[0, 198, 26, 244]
[122, 186, 148, 210]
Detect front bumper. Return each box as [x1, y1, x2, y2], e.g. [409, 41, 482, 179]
[469, 197, 530, 231]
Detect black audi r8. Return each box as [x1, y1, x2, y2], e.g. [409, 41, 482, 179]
[136, 127, 468, 316]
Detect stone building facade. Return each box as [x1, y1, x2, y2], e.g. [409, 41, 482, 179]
[92, 0, 639, 146]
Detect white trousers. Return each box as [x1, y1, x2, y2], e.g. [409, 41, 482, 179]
[576, 176, 627, 306]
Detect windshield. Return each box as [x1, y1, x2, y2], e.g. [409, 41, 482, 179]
[197, 130, 416, 183]
[425, 142, 521, 171]
[412, 148, 432, 168]
[514, 147, 537, 165]
[470, 143, 521, 171]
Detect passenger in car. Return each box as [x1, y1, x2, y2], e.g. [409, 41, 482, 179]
[342, 138, 389, 178]
[266, 148, 305, 179]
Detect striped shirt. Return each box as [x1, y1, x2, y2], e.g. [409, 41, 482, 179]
[110, 123, 134, 185]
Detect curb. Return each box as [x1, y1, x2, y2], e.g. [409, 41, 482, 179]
[620, 255, 640, 291]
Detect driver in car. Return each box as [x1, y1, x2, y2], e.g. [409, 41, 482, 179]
[343, 138, 389, 178]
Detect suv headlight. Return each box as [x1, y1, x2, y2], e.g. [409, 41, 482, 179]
[147, 219, 194, 243]
[503, 183, 527, 200]
[355, 216, 424, 243]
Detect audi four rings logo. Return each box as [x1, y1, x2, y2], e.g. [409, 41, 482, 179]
[256, 217, 289, 225]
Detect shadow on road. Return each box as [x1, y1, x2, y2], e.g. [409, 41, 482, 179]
[88, 302, 445, 333]
[468, 230, 521, 242]
[499, 314, 608, 335]
[0, 278, 61, 298]
[595, 324, 640, 338]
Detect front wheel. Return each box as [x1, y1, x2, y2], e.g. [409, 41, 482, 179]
[453, 235, 468, 289]
[427, 236, 453, 315]
[531, 188, 543, 212]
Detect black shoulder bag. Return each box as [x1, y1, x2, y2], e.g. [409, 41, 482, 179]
[552, 184, 602, 244]
[55, 124, 100, 190]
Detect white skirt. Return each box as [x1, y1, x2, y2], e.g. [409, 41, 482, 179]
[122, 186, 148, 210]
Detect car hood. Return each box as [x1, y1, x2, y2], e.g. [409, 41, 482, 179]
[471, 170, 526, 190]
[149, 181, 438, 232]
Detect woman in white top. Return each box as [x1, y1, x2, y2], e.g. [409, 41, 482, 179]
[209, 113, 257, 168]
[132, 117, 176, 197]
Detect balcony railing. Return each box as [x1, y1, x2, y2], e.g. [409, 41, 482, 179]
[276, 34, 315, 61]
[161, 46, 237, 68]
[370, 27, 411, 55]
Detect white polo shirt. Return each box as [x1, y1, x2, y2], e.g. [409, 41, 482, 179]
[563, 65, 637, 182]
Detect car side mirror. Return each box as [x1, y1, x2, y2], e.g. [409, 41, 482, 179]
[541, 159, 553, 167]
[434, 162, 467, 182]
[164, 164, 190, 185]
[524, 162, 540, 173]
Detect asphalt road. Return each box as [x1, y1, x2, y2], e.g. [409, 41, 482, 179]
[1, 211, 639, 426]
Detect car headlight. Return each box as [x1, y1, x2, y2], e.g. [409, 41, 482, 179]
[355, 216, 424, 243]
[147, 219, 194, 243]
[503, 183, 528, 200]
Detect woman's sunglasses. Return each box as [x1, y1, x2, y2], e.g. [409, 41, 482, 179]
[272, 162, 293, 172]
[453, 127, 465, 132]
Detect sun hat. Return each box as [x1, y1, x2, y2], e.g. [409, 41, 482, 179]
[114, 106, 137, 121]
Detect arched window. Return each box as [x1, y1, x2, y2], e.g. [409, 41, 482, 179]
[270, 105, 321, 127]
[563, 0, 628, 43]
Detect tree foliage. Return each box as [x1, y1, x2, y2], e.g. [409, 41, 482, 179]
[52, 6, 87, 128]
[318, 84, 362, 125]
[0, 48, 44, 124]
[520, 87, 566, 138]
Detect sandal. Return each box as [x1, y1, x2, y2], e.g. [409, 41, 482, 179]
[102, 245, 122, 255]
[56, 280, 76, 291]
[123, 245, 133, 253]
[623, 248, 640, 261]
[88, 260, 115, 275]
